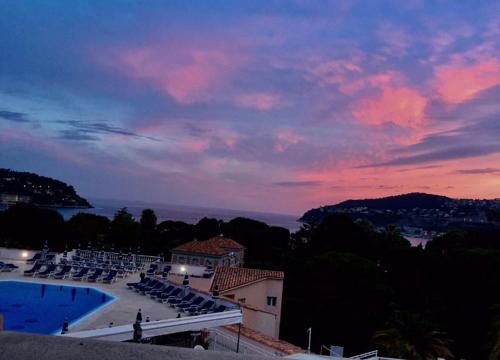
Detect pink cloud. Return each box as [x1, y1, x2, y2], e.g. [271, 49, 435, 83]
[183, 139, 210, 152]
[434, 59, 500, 103]
[1, 128, 88, 166]
[353, 87, 427, 129]
[311, 59, 363, 88]
[237, 92, 288, 111]
[376, 23, 413, 57]
[274, 130, 304, 152]
[97, 40, 247, 104]
[339, 71, 405, 95]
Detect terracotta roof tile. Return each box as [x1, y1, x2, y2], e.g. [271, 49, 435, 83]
[172, 236, 244, 256]
[223, 324, 304, 355]
[211, 266, 284, 292]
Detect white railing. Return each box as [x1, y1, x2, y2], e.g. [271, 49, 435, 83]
[209, 328, 283, 357]
[62, 310, 242, 342]
[350, 350, 378, 359]
[75, 250, 161, 264]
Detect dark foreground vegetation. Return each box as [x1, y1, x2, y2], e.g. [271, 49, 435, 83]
[1, 203, 500, 359]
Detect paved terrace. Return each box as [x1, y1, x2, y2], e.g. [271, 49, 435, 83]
[0, 259, 178, 332]
[0, 332, 273, 360]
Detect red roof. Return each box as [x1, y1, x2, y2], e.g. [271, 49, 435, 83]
[172, 236, 244, 256]
[224, 325, 303, 355]
[211, 266, 284, 292]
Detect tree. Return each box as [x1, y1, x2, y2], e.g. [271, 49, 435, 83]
[486, 209, 500, 223]
[67, 213, 110, 249]
[0, 203, 65, 250]
[109, 207, 139, 249]
[373, 311, 453, 359]
[486, 305, 500, 360]
[140, 208, 157, 251]
[194, 217, 221, 240]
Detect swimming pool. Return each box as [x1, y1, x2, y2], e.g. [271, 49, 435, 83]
[0, 280, 115, 334]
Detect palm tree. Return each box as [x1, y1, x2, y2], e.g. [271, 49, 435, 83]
[373, 311, 453, 359]
[486, 304, 500, 360]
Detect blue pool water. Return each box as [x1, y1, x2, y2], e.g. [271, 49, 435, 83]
[0, 281, 115, 334]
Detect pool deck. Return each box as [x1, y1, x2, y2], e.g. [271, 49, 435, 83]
[0, 260, 179, 333]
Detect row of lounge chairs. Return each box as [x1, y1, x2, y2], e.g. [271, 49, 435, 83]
[26, 253, 55, 264]
[23, 263, 118, 283]
[0, 262, 19, 272]
[126, 277, 227, 316]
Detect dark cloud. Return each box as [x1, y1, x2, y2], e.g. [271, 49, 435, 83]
[274, 180, 322, 188]
[58, 130, 100, 141]
[56, 120, 160, 142]
[456, 168, 500, 175]
[397, 165, 442, 172]
[367, 145, 500, 167]
[0, 110, 30, 123]
[362, 90, 500, 168]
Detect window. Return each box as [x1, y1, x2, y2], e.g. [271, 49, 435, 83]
[267, 296, 277, 306]
[237, 298, 246, 303]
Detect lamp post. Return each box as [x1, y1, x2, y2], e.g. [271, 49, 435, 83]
[307, 327, 312, 354]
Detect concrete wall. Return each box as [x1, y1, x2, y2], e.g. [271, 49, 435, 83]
[241, 307, 278, 339]
[167, 263, 208, 276]
[0, 332, 278, 360]
[223, 279, 283, 339]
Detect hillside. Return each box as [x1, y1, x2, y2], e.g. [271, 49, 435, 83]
[300, 193, 500, 235]
[0, 168, 91, 208]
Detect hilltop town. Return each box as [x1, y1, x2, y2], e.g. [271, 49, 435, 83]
[301, 193, 500, 238]
[0, 169, 91, 208]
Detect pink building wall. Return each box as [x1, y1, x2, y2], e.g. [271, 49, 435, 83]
[222, 279, 283, 338]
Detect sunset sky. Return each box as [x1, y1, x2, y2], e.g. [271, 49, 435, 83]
[1, 1, 500, 215]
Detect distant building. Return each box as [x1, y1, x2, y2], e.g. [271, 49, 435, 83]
[171, 236, 245, 267]
[0, 193, 31, 205]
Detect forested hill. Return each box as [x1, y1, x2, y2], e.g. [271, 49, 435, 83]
[300, 193, 500, 231]
[329, 193, 451, 210]
[0, 168, 91, 208]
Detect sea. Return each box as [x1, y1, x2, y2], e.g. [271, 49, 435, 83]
[9, 198, 302, 232]
[0, 199, 432, 244]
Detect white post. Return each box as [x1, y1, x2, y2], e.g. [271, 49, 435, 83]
[307, 327, 312, 353]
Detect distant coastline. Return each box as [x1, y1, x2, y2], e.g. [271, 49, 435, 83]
[2, 198, 302, 232]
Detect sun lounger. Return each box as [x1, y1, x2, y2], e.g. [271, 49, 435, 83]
[26, 253, 41, 263]
[102, 269, 117, 283]
[87, 268, 104, 282]
[72, 267, 90, 280]
[161, 287, 182, 303]
[0, 263, 19, 272]
[53, 265, 72, 279]
[37, 264, 57, 278]
[127, 277, 149, 289]
[146, 264, 158, 276]
[24, 263, 42, 276]
[175, 296, 204, 311]
[135, 279, 159, 292]
[141, 281, 164, 294]
[187, 300, 215, 315]
[167, 292, 195, 306]
[150, 285, 174, 299]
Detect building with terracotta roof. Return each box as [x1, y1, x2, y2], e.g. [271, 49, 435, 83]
[171, 236, 245, 267]
[211, 267, 284, 339]
[166, 264, 285, 340]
